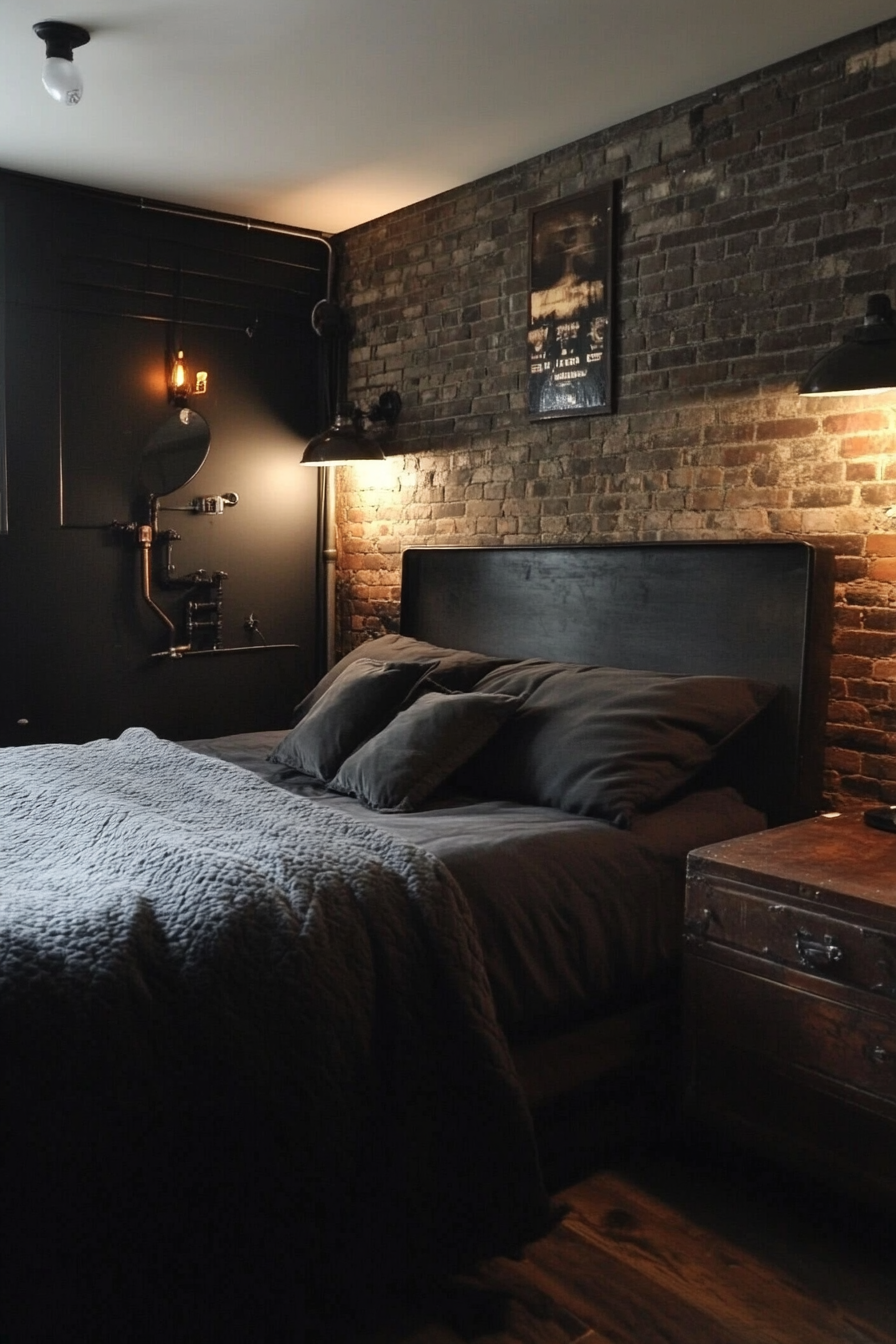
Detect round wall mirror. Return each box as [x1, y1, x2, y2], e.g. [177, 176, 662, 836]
[141, 408, 211, 497]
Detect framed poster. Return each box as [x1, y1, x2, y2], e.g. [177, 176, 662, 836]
[527, 182, 616, 420]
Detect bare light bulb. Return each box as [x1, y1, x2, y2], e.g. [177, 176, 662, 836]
[171, 351, 188, 397]
[42, 57, 83, 105]
[33, 21, 90, 107]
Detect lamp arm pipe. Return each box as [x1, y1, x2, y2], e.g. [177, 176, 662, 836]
[138, 526, 190, 657]
[322, 467, 337, 671]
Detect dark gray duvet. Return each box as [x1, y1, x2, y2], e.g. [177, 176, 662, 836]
[188, 729, 766, 1043]
[0, 729, 553, 1342]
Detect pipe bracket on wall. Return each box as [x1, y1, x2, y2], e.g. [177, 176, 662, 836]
[110, 505, 234, 659]
[191, 492, 238, 514]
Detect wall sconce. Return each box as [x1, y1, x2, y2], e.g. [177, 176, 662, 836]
[303, 296, 401, 464]
[800, 294, 896, 396]
[304, 298, 400, 671]
[168, 349, 208, 404]
[301, 392, 401, 465]
[33, 20, 90, 105]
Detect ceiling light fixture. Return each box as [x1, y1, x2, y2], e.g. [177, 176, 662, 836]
[33, 20, 90, 106]
[799, 294, 896, 396]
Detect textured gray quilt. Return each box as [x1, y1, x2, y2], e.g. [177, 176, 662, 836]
[0, 729, 551, 1341]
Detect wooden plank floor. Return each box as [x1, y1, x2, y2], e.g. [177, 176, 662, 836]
[352, 1141, 896, 1344]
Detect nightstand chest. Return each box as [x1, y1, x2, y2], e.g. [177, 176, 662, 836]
[683, 812, 896, 1205]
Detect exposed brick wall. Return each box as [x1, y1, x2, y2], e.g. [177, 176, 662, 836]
[335, 19, 896, 810]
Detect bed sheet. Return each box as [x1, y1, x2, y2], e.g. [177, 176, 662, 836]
[183, 730, 766, 1042]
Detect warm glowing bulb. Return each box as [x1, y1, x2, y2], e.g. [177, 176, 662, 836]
[42, 56, 83, 104]
[172, 352, 187, 392]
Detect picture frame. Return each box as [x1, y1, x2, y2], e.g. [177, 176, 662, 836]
[527, 182, 616, 421]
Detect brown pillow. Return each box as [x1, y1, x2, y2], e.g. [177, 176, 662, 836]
[290, 634, 514, 726]
[455, 660, 778, 827]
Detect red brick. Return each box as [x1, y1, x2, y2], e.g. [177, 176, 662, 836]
[869, 558, 896, 582]
[755, 419, 820, 440]
[838, 435, 889, 459]
[823, 410, 891, 433]
[866, 534, 896, 556]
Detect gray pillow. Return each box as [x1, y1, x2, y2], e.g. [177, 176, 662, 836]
[455, 660, 778, 827]
[331, 690, 523, 813]
[290, 633, 514, 726]
[269, 657, 436, 780]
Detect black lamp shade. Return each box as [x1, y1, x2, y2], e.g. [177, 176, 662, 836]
[301, 417, 386, 466]
[800, 294, 896, 395]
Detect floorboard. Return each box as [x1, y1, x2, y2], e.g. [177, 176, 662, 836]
[350, 1140, 896, 1344]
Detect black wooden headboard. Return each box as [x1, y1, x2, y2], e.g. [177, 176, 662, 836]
[400, 541, 834, 826]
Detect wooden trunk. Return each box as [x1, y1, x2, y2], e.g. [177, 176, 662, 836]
[683, 812, 896, 1206]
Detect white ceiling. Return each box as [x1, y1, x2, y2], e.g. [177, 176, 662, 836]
[3, 1, 894, 236]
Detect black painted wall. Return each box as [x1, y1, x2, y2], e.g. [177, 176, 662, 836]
[0, 171, 328, 746]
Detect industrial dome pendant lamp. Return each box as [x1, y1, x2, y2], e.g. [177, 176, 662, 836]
[33, 20, 90, 105]
[800, 293, 896, 396]
[300, 392, 402, 466]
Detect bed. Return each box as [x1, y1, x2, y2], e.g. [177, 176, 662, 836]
[0, 540, 833, 1342]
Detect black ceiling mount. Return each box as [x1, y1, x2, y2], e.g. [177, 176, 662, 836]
[33, 20, 90, 61]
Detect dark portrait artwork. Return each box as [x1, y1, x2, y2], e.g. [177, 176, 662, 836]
[527, 184, 615, 420]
